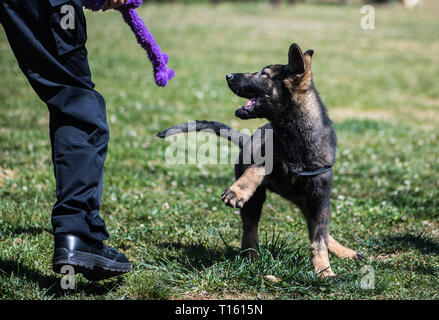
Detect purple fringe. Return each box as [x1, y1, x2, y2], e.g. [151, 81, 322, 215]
[82, 0, 174, 87]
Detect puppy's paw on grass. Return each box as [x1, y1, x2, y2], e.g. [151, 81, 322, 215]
[317, 268, 338, 279]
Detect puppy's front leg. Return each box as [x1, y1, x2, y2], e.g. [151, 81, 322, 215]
[221, 165, 266, 208]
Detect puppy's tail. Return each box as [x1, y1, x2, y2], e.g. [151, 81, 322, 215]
[157, 120, 250, 149]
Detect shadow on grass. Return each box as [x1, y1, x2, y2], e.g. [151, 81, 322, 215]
[379, 232, 439, 255]
[361, 232, 439, 279]
[0, 259, 124, 298]
[365, 231, 439, 258]
[157, 241, 240, 270]
[158, 231, 301, 271]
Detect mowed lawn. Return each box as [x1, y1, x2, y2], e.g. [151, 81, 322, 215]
[1, 1, 439, 299]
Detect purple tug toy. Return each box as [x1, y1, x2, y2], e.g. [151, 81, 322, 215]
[82, 0, 174, 87]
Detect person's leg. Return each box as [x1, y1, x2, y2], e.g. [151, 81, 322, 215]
[0, 0, 130, 279]
[0, 0, 109, 241]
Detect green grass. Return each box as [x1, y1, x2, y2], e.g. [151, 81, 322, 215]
[1, 1, 439, 299]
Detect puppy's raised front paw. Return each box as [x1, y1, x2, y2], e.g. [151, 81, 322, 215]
[221, 187, 247, 208]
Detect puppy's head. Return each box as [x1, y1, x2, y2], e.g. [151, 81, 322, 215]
[226, 43, 314, 120]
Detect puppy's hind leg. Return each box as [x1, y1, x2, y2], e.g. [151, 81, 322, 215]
[328, 235, 365, 260]
[240, 187, 266, 261]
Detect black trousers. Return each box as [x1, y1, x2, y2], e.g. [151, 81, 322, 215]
[0, 0, 110, 241]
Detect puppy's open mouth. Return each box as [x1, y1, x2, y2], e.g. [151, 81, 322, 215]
[235, 98, 257, 119]
[242, 98, 256, 111]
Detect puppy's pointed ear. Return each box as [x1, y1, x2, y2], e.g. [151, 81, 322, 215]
[303, 49, 314, 69]
[304, 49, 314, 59]
[287, 43, 306, 75]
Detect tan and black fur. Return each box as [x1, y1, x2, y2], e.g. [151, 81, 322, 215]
[158, 43, 364, 277]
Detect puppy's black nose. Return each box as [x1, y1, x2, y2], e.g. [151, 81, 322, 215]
[226, 73, 234, 81]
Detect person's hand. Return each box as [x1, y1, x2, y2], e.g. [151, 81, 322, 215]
[104, 0, 129, 10]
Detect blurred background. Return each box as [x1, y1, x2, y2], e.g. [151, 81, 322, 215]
[0, 0, 438, 299]
[142, 0, 423, 8]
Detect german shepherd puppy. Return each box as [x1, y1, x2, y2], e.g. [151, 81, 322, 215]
[158, 43, 364, 277]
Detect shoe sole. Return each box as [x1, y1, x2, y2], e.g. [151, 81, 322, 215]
[53, 248, 131, 281]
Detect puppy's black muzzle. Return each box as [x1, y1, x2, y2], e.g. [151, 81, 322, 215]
[226, 73, 263, 99]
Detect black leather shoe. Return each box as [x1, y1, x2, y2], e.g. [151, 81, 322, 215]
[52, 234, 131, 281]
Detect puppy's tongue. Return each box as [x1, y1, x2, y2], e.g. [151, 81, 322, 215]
[244, 98, 255, 108]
